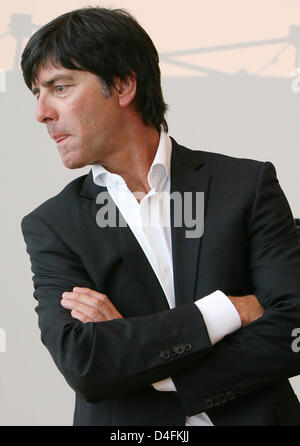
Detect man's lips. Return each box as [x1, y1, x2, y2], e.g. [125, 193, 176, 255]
[51, 134, 70, 144]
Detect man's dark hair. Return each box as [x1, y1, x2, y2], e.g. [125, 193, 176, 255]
[21, 7, 168, 132]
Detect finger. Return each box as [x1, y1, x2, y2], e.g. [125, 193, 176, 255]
[63, 291, 113, 318]
[70, 289, 123, 320]
[63, 291, 103, 312]
[61, 298, 106, 322]
[71, 309, 91, 324]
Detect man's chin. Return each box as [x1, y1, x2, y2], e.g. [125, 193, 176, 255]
[61, 157, 88, 170]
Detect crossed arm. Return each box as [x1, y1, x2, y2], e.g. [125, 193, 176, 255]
[21, 161, 300, 413]
[60, 287, 264, 329]
[60, 287, 265, 395]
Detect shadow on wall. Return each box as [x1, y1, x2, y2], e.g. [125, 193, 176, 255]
[1, 13, 300, 226]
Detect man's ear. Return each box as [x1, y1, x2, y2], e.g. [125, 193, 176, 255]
[113, 73, 137, 107]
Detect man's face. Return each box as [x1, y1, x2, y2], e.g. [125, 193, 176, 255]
[32, 64, 123, 169]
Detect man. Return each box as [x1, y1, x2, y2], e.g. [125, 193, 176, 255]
[20, 7, 300, 426]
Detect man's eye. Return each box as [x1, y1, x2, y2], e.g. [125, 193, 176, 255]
[55, 85, 68, 93]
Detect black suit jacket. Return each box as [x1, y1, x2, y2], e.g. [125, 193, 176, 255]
[21, 138, 300, 426]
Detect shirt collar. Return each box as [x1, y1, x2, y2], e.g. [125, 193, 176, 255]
[91, 128, 172, 189]
[150, 128, 172, 178]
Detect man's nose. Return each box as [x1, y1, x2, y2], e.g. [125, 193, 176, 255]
[36, 95, 58, 123]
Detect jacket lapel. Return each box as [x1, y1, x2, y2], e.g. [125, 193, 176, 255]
[170, 139, 211, 307]
[79, 171, 170, 313]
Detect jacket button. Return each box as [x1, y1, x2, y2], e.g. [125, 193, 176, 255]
[184, 343, 192, 352]
[225, 391, 236, 401]
[212, 395, 221, 407]
[219, 393, 227, 404]
[174, 344, 185, 355]
[160, 350, 170, 360]
[204, 398, 214, 409]
[170, 348, 177, 358]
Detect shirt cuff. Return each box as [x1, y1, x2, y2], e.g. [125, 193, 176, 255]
[194, 290, 241, 345]
[152, 290, 241, 392]
[152, 377, 177, 392]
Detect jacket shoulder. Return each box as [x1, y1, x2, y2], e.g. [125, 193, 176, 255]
[175, 139, 264, 170]
[21, 173, 88, 227]
[171, 139, 271, 198]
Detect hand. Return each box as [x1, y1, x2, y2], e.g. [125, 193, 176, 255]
[61, 287, 123, 323]
[227, 294, 264, 327]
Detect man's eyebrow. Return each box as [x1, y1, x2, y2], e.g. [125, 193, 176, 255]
[31, 74, 76, 95]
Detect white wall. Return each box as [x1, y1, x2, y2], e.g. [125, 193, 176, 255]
[0, 0, 300, 425]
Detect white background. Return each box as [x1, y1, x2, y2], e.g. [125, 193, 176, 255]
[0, 0, 300, 425]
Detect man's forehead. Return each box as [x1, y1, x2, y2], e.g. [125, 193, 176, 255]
[32, 64, 80, 89]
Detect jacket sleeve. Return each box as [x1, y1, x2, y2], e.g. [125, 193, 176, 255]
[172, 161, 300, 416]
[21, 213, 212, 403]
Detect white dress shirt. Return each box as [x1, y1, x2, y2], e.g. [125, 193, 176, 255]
[91, 129, 241, 426]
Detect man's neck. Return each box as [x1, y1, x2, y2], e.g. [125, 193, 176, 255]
[96, 121, 161, 196]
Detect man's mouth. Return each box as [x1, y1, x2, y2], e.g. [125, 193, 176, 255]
[52, 134, 70, 144]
